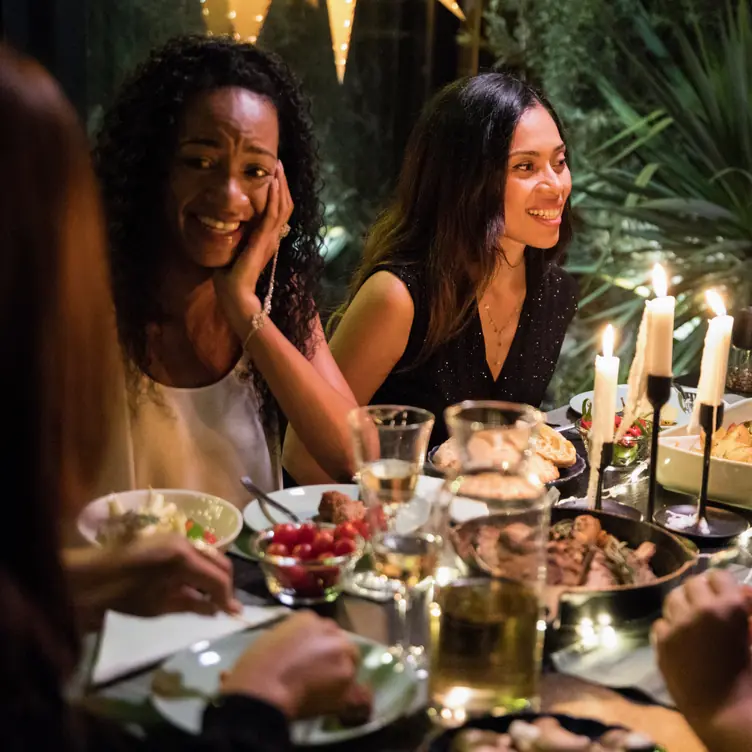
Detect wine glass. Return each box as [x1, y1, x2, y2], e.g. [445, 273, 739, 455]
[348, 405, 439, 666]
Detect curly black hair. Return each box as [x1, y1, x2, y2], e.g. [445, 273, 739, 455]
[94, 34, 324, 430]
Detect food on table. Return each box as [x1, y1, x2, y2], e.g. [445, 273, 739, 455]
[535, 424, 578, 468]
[332, 681, 374, 727]
[457, 472, 545, 502]
[97, 490, 218, 546]
[259, 520, 363, 600]
[634, 395, 679, 427]
[318, 490, 366, 523]
[450, 717, 656, 751]
[432, 428, 577, 485]
[579, 399, 651, 466]
[692, 420, 752, 464]
[456, 515, 657, 589]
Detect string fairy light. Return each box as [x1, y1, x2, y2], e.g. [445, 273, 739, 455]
[326, 0, 357, 83]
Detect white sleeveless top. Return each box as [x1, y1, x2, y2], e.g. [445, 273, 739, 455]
[97, 359, 280, 509]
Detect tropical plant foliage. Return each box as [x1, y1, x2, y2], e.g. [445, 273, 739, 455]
[576, 0, 752, 384]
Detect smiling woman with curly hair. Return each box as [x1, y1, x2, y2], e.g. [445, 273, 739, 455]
[93, 36, 357, 503]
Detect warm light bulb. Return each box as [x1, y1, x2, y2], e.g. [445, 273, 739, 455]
[602, 324, 615, 358]
[706, 289, 727, 317]
[652, 263, 668, 298]
[255, 13, 264, 21]
[227, 9, 236, 18]
[202, 7, 209, 15]
[340, 42, 348, 50]
[344, 19, 351, 26]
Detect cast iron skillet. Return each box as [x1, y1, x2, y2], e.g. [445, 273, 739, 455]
[452, 506, 697, 629]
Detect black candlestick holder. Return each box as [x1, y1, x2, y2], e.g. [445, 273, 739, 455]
[646, 375, 672, 522]
[557, 441, 642, 521]
[654, 402, 749, 542]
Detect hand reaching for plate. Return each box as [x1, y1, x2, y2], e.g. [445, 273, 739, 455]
[220, 611, 360, 720]
[652, 570, 752, 750]
[64, 534, 240, 629]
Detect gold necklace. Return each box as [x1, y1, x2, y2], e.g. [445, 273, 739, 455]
[483, 302, 522, 367]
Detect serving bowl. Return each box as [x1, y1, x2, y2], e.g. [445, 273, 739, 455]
[253, 522, 364, 606]
[77, 488, 243, 551]
[576, 417, 651, 467]
[657, 397, 752, 507]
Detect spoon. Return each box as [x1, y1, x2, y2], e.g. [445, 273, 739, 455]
[240, 476, 301, 524]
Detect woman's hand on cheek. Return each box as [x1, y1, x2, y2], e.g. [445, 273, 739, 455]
[213, 161, 294, 338]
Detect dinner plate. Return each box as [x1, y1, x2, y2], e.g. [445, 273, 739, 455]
[242, 483, 359, 530]
[427, 712, 661, 751]
[151, 630, 419, 745]
[426, 447, 586, 489]
[568, 384, 698, 428]
[242, 478, 445, 531]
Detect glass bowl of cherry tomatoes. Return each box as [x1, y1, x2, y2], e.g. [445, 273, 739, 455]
[253, 520, 367, 606]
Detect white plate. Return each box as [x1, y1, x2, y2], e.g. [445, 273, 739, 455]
[78, 488, 243, 550]
[657, 397, 752, 507]
[242, 478, 445, 531]
[569, 384, 698, 428]
[152, 630, 419, 745]
[242, 484, 359, 530]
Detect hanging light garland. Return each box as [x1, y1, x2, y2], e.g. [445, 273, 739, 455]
[200, 0, 465, 82]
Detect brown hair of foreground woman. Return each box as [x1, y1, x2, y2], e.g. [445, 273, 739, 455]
[0, 45, 357, 751]
[0, 45, 120, 681]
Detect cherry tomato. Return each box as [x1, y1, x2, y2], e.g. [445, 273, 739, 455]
[272, 523, 299, 548]
[277, 564, 306, 589]
[296, 522, 318, 546]
[581, 419, 592, 430]
[317, 550, 335, 561]
[334, 537, 357, 556]
[292, 543, 314, 561]
[614, 415, 622, 426]
[334, 522, 359, 540]
[203, 531, 217, 545]
[317, 566, 340, 589]
[266, 542, 290, 557]
[354, 519, 371, 540]
[311, 530, 335, 556]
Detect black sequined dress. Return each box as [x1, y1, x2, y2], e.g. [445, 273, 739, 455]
[370, 249, 578, 447]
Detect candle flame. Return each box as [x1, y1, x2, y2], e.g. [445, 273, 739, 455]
[705, 289, 726, 317]
[602, 324, 615, 358]
[652, 263, 668, 298]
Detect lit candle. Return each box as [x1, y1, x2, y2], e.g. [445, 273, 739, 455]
[696, 291, 734, 406]
[593, 324, 620, 444]
[645, 264, 675, 377]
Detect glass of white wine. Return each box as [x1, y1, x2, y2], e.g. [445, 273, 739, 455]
[348, 405, 439, 665]
[428, 400, 550, 726]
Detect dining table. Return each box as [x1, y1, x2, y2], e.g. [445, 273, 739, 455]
[83, 391, 752, 752]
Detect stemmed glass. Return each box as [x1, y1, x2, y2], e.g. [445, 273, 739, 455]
[348, 405, 440, 666]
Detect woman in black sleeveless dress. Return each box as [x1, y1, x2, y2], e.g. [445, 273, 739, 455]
[284, 73, 577, 482]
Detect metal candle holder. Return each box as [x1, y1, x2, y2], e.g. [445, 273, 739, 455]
[654, 403, 748, 541]
[557, 440, 642, 521]
[646, 375, 672, 522]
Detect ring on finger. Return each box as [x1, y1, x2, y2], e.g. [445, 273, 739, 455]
[279, 222, 291, 240]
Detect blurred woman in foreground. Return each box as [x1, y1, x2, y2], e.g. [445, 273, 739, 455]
[0, 45, 357, 749]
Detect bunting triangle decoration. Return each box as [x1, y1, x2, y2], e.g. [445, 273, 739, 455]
[326, 0, 357, 83]
[437, 0, 466, 20]
[201, 0, 465, 83]
[201, 0, 272, 43]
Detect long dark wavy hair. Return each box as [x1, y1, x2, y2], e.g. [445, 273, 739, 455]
[332, 72, 573, 361]
[0, 45, 120, 735]
[94, 35, 324, 429]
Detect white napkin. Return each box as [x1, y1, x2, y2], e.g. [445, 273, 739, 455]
[91, 604, 288, 686]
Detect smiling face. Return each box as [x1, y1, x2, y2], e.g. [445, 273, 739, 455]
[166, 87, 280, 268]
[502, 104, 571, 252]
